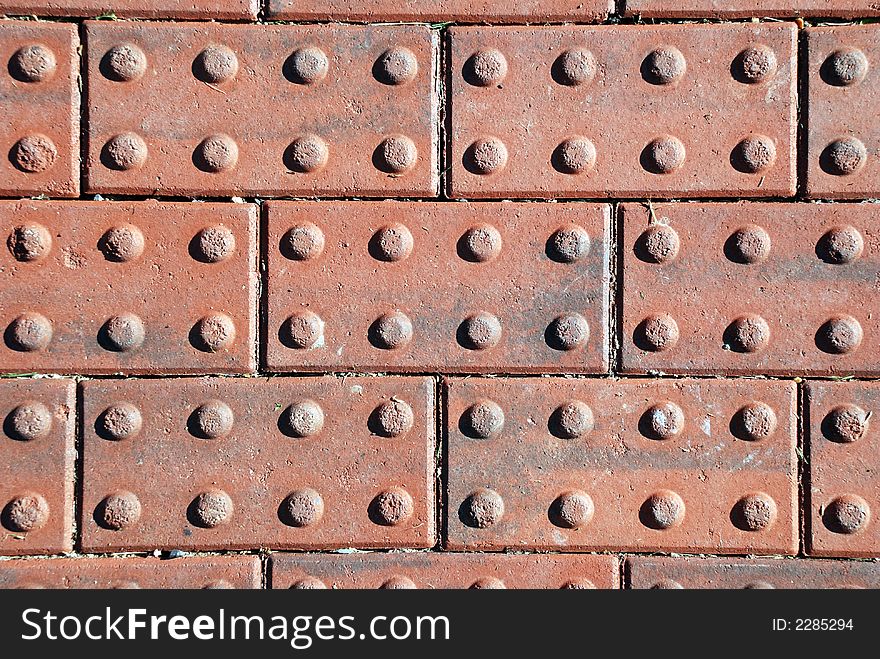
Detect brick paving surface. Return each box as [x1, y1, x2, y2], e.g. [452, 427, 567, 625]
[0, 6, 877, 588]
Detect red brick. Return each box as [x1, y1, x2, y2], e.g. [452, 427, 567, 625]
[1, 379, 75, 556]
[621, 202, 880, 376]
[84, 22, 439, 198]
[267, 0, 612, 22]
[625, 1, 877, 18]
[449, 24, 796, 199]
[806, 26, 880, 199]
[806, 381, 880, 558]
[265, 201, 610, 374]
[80, 376, 436, 552]
[0, 1, 257, 18]
[0, 21, 79, 198]
[270, 552, 619, 589]
[0, 555, 261, 589]
[627, 556, 880, 589]
[0, 200, 257, 375]
[446, 377, 797, 555]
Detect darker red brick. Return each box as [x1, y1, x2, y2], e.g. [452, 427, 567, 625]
[1, 378, 75, 556]
[0, 1, 257, 18]
[271, 552, 619, 589]
[446, 377, 797, 555]
[625, 1, 879, 19]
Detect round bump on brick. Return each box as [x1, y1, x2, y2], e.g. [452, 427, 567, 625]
[375, 135, 417, 174]
[370, 399, 414, 438]
[202, 581, 233, 590]
[458, 312, 502, 350]
[734, 45, 778, 83]
[731, 402, 778, 441]
[460, 400, 505, 439]
[282, 400, 324, 438]
[99, 313, 145, 352]
[285, 135, 329, 174]
[553, 137, 597, 175]
[369, 311, 413, 350]
[97, 402, 142, 441]
[192, 225, 235, 263]
[816, 315, 863, 354]
[641, 490, 685, 530]
[549, 490, 594, 529]
[291, 577, 327, 590]
[2, 493, 49, 532]
[381, 576, 417, 589]
[194, 134, 238, 173]
[817, 225, 864, 264]
[546, 313, 589, 351]
[375, 47, 418, 85]
[744, 581, 775, 589]
[102, 44, 147, 82]
[821, 137, 867, 176]
[642, 135, 686, 174]
[461, 488, 504, 529]
[643, 46, 686, 84]
[190, 400, 234, 439]
[549, 400, 594, 439]
[822, 48, 869, 86]
[640, 401, 685, 440]
[10, 44, 56, 83]
[464, 137, 508, 175]
[99, 224, 145, 262]
[370, 487, 414, 526]
[97, 491, 141, 530]
[725, 314, 771, 353]
[823, 494, 871, 535]
[726, 224, 771, 264]
[190, 489, 233, 528]
[7, 223, 52, 262]
[5, 401, 52, 441]
[547, 225, 590, 263]
[287, 46, 329, 84]
[464, 49, 507, 87]
[732, 135, 777, 174]
[191, 313, 236, 352]
[561, 579, 596, 589]
[732, 492, 777, 532]
[554, 47, 597, 86]
[458, 223, 502, 263]
[470, 577, 506, 589]
[822, 404, 869, 443]
[370, 223, 414, 262]
[635, 313, 679, 352]
[193, 44, 238, 84]
[635, 224, 680, 264]
[102, 133, 148, 171]
[281, 222, 325, 261]
[651, 579, 684, 590]
[11, 134, 57, 173]
[6, 312, 52, 352]
[280, 310, 324, 350]
[281, 488, 324, 528]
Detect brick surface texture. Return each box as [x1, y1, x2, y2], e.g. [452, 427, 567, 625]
[1, 6, 877, 589]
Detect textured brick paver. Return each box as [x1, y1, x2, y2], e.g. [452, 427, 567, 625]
[807, 382, 880, 558]
[80, 376, 436, 552]
[621, 202, 880, 376]
[806, 26, 880, 199]
[0, 201, 257, 375]
[265, 201, 610, 374]
[271, 552, 619, 589]
[1, 379, 75, 556]
[446, 377, 797, 555]
[85, 22, 439, 198]
[625, 1, 879, 18]
[628, 556, 880, 589]
[0, 556, 261, 588]
[0, 0, 258, 18]
[0, 21, 79, 198]
[450, 24, 796, 199]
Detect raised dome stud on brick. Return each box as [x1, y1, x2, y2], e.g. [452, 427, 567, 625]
[84, 22, 439, 197]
